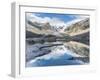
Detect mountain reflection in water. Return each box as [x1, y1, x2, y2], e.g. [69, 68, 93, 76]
[26, 41, 89, 67]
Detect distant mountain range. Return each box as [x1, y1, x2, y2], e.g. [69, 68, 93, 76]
[26, 18, 89, 45]
[27, 20, 65, 33]
[27, 18, 89, 34]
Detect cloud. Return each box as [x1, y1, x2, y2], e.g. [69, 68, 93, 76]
[26, 13, 89, 29]
[26, 13, 67, 27]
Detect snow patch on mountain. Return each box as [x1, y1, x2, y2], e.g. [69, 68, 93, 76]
[27, 13, 89, 33]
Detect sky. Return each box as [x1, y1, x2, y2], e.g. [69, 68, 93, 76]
[31, 13, 77, 22]
[26, 12, 89, 27]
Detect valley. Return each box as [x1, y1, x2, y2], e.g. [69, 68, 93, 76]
[25, 14, 90, 67]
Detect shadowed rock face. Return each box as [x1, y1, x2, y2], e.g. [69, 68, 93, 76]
[64, 18, 89, 35]
[64, 18, 90, 45]
[26, 31, 43, 38]
[26, 30, 89, 46]
[71, 31, 89, 45]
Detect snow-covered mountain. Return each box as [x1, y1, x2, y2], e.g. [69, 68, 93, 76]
[27, 20, 65, 32]
[27, 17, 89, 35]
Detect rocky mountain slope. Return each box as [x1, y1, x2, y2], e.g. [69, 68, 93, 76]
[26, 18, 90, 45]
[64, 18, 89, 36]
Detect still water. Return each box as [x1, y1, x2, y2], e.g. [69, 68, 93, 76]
[26, 41, 89, 67]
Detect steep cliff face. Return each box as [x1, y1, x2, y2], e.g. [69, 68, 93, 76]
[63, 18, 90, 45]
[71, 31, 89, 45]
[26, 21, 53, 35]
[64, 18, 89, 36]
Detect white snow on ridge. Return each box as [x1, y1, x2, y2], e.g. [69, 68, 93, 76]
[26, 13, 89, 33]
